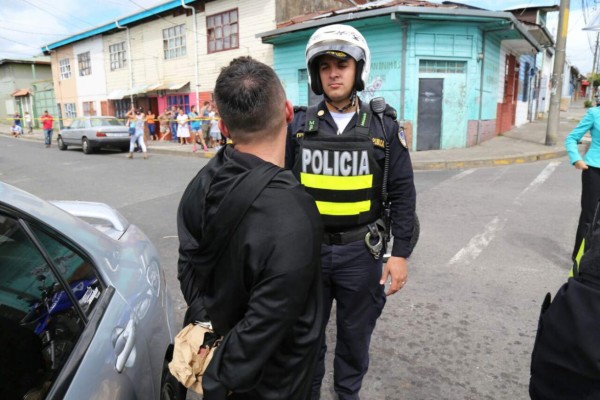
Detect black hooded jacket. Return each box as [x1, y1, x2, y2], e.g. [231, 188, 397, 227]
[177, 145, 324, 399]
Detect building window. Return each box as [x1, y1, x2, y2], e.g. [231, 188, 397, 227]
[78, 52, 91, 76]
[109, 42, 127, 70]
[59, 58, 71, 80]
[82, 101, 96, 116]
[419, 60, 466, 74]
[64, 103, 77, 119]
[167, 95, 190, 113]
[113, 99, 132, 120]
[163, 24, 186, 59]
[207, 9, 238, 54]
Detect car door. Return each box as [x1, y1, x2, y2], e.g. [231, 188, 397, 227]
[61, 120, 80, 145]
[0, 209, 156, 400]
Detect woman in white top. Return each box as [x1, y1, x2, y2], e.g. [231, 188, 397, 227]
[176, 107, 191, 145]
[209, 110, 222, 149]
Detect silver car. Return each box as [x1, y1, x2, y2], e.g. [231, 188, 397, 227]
[57, 116, 131, 154]
[0, 181, 184, 400]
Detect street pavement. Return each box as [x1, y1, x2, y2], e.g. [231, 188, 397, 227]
[1, 101, 589, 170]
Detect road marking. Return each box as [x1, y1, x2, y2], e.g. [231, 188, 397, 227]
[162, 235, 178, 239]
[449, 215, 505, 265]
[449, 161, 561, 266]
[513, 161, 561, 206]
[449, 169, 475, 182]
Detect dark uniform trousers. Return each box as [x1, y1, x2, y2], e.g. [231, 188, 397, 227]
[312, 239, 386, 400]
[573, 166, 600, 260]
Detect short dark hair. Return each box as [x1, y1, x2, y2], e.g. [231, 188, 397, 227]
[214, 56, 285, 144]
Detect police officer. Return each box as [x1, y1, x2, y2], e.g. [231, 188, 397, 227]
[286, 24, 416, 399]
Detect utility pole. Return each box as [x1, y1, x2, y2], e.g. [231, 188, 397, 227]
[546, 0, 570, 146]
[588, 33, 599, 102]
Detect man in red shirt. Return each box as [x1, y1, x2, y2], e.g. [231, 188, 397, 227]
[41, 110, 54, 148]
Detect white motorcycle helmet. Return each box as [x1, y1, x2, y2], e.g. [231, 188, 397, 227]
[306, 24, 371, 96]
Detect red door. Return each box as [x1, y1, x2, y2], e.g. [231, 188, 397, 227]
[496, 55, 519, 134]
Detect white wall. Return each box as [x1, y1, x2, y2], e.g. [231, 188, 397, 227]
[73, 36, 107, 115]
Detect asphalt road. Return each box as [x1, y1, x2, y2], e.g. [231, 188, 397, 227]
[0, 136, 581, 400]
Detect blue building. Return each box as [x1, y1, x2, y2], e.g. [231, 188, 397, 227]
[259, 1, 549, 151]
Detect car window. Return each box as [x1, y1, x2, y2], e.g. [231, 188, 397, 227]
[68, 120, 81, 129]
[0, 213, 103, 399]
[93, 118, 123, 127]
[90, 118, 104, 128]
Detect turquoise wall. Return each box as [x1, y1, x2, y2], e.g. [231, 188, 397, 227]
[271, 17, 506, 149]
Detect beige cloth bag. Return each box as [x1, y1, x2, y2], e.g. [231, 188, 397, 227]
[168, 323, 222, 394]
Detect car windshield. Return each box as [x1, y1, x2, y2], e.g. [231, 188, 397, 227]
[90, 118, 122, 127]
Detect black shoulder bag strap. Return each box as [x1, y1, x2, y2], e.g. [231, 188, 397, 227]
[199, 162, 281, 267]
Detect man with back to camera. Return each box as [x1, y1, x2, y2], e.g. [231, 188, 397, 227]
[177, 56, 324, 399]
[286, 24, 417, 399]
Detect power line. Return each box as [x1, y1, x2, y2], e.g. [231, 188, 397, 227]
[21, 0, 93, 31]
[0, 26, 69, 37]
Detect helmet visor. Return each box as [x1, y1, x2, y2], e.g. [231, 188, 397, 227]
[307, 43, 365, 66]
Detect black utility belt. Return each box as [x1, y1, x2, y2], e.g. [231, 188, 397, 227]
[323, 225, 371, 245]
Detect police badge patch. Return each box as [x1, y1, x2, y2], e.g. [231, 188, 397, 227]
[398, 127, 408, 149]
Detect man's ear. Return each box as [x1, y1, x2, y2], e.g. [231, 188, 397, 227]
[285, 100, 294, 124]
[219, 119, 230, 138]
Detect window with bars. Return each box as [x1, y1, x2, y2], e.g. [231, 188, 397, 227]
[113, 99, 132, 120]
[59, 58, 71, 80]
[82, 101, 96, 116]
[207, 9, 239, 54]
[78, 52, 91, 76]
[419, 60, 466, 74]
[64, 103, 77, 119]
[163, 24, 187, 59]
[109, 42, 127, 70]
[167, 95, 190, 113]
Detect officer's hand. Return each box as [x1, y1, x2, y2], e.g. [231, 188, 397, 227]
[380, 256, 407, 296]
[574, 160, 589, 170]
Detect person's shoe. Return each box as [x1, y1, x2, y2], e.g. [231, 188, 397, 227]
[143, 153, 148, 159]
[127, 152, 133, 159]
[203, 145, 208, 151]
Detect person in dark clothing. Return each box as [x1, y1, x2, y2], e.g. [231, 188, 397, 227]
[177, 56, 324, 400]
[529, 212, 600, 400]
[286, 24, 416, 399]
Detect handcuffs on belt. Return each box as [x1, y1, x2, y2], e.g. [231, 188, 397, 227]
[365, 223, 383, 259]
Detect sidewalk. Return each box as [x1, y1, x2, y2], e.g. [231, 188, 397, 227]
[1, 102, 589, 170]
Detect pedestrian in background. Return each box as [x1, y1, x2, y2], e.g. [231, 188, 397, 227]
[146, 110, 157, 141]
[40, 110, 53, 148]
[13, 112, 21, 129]
[125, 106, 148, 159]
[158, 110, 170, 140]
[169, 105, 179, 143]
[189, 105, 208, 152]
[24, 112, 33, 134]
[177, 56, 324, 399]
[565, 105, 600, 261]
[209, 110, 221, 150]
[200, 101, 212, 147]
[176, 107, 191, 145]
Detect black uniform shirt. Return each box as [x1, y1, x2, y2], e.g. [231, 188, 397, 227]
[287, 99, 416, 258]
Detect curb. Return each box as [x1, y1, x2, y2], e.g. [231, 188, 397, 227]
[411, 150, 568, 171]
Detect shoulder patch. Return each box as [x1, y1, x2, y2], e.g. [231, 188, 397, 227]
[398, 127, 408, 149]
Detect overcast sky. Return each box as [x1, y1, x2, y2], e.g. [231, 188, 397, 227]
[0, 0, 597, 75]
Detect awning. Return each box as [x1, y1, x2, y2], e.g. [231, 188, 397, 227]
[107, 89, 127, 100]
[11, 89, 31, 97]
[151, 81, 189, 91]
